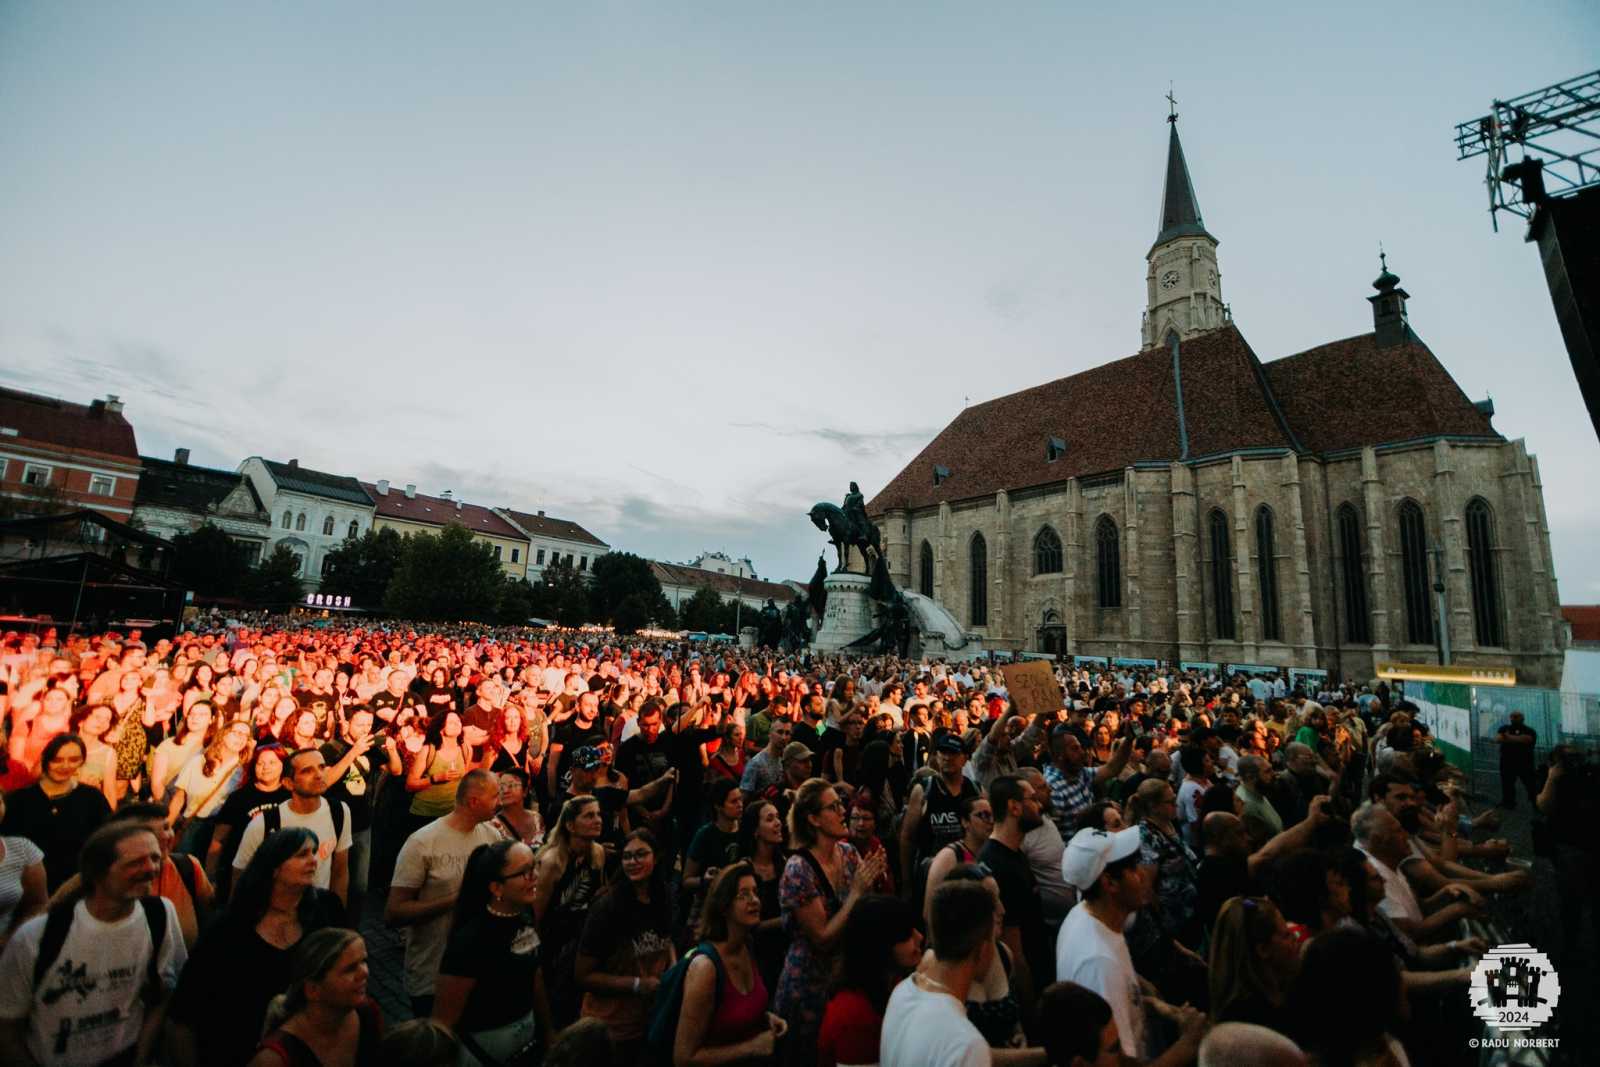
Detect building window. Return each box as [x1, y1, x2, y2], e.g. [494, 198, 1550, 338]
[1466, 498, 1504, 647]
[1336, 504, 1370, 643]
[322, 515, 335, 536]
[321, 555, 334, 577]
[493, 544, 503, 560]
[1208, 509, 1236, 639]
[1033, 526, 1063, 575]
[348, 520, 359, 540]
[22, 464, 51, 487]
[536, 548, 545, 565]
[969, 533, 988, 626]
[1095, 516, 1121, 609]
[89, 476, 114, 496]
[1256, 506, 1281, 641]
[919, 541, 934, 598]
[1397, 499, 1433, 645]
[295, 513, 307, 532]
[239, 540, 263, 567]
[933, 465, 950, 486]
[579, 556, 588, 571]
[1046, 437, 1067, 462]
[282, 511, 293, 529]
[511, 548, 520, 563]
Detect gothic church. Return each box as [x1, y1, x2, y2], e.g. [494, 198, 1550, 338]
[868, 117, 1565, 685]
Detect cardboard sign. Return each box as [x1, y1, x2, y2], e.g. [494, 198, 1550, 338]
[1000, 660, 1064, 717]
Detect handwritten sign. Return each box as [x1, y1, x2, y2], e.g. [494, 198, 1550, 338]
[1000, 660, 1064, 718]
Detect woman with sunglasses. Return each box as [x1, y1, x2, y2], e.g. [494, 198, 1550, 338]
[434, 839, 553, 1066]
[575, 828, 676, 1065]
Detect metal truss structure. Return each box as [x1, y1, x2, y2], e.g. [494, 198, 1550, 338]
[1455, 69, 1600, 232]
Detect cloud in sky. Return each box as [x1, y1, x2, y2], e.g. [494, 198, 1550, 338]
[0, 4, 1596, 591]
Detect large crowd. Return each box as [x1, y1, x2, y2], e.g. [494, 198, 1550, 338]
[0, 618, 1587, 1067]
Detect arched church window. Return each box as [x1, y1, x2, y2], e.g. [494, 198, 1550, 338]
[919, 541, 934, 598]
[1094, 517, 1121, 609]
[969, 533, 988, 627]
[295, 513, 306, 532]
[348, 520, 359, 541]
[281, 511, 293, 529]
[322, 515, 335, 537]
[1034, 526, 1063, 575]
[1336, 504, 1370, 643]
[1208, 509, 1235, 639]
[1256, 506, 1281, 641]
[1465, 498, 1504, 647]
[1397, 500, 1433, 645]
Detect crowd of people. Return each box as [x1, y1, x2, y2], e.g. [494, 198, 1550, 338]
[0, 617, 1584, 1067]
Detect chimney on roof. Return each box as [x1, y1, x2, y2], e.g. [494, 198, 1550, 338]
[405, 484, 417, 499]
[174, 448, 190, 466]
[455, 498, 463, 511]
[440, 490, 453, 502]
[537, 510, 545, 518]
[104, 395, 123, 414]
[288, 458, 299, 470]
[375, 479, 390, 495]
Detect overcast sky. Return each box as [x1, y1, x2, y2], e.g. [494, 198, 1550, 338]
[3, 3, 1597, 597]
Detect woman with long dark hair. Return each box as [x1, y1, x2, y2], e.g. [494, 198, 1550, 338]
[1207, 896, 1301, 1030]
[575, 828, 676, 1064]
[673, 863, 787, 1067]
[407, 710, 472, 823]
[434, 838, 553, 1066]
[169, 828, 344, 1067]
[248, 927, 381, 1067]
[534, 794, 608, 1026]
[736, 797, 787, 996]
[818, 894, 922, 1067]
[1288, 926, 1410, 1067]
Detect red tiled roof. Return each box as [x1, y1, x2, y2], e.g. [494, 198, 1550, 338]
[1563, 605, 1600, 644]
[501, 509, 609, 548]
[0, 387, 139, 461]
[651, 561, 797, 603]
[867, 325, 1295, 512]
[362, 483, 527, 541]
[1262, 333, 1499, 455]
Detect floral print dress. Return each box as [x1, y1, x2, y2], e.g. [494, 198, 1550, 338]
[775, 842, 860, 1051]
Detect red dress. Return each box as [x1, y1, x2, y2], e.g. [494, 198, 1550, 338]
[818, 988, 883, 1067]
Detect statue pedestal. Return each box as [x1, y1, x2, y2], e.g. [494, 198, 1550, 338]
[811, 571, 877, 653]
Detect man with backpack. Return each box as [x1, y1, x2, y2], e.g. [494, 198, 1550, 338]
[45, 803, 213, 950]
[0, 822, 186, 1067]
[231, 747, 353, 905]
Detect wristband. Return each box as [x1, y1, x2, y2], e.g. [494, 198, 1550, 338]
[632, 977, 641, 995]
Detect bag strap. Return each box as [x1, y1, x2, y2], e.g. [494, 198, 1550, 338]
[263, 804, 282, 836]
[795, 847, 840, 908]
[186, 763, 235, 821]
[171, 852, 198, 904]
[138, 897, 168, 1004]
[32, 903, 76, 987]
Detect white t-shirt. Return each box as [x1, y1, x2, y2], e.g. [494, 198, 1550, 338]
[171, 753, 242, 818]
[1055, 903, 1145, 1059]
[1359, 847, 1422, 923]
[232, 798, 353, 889]
[0, 898, 187, 1067]
[390, 816, 504, 996]
[879, 974, 990, 1067]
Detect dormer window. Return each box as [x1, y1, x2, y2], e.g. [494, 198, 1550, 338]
[933, 465, 951, 486]
[1046, 437, 1067, 462]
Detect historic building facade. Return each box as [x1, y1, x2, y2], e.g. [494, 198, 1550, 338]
[238, 457, 376, 588]
[869, 119, 1565, 685]
[134, 448, 272, 564]
[365, 481, 531, 581]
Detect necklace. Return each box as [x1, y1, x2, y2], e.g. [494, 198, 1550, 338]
[487, 903, 520, 918]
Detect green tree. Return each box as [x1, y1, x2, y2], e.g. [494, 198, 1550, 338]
[320, 526, 405, 609]
[527, 559, 591, 626]
[589, 552, 664, 620]
[384, 524, 506, 621]
[168, 524, 253, 598]
[244, 544, 307, 607]
[496, 577, 538, 625]
[679, 587, 729, 633]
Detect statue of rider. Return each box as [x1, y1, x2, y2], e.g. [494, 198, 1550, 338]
[842, 481, 869, 550]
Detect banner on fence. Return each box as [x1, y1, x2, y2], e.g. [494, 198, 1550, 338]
[1412, 682, 1473, 772]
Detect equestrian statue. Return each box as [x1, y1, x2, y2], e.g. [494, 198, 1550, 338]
[808, 481, 881, 573]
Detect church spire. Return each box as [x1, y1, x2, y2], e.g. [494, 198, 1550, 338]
[1153, 114, 1214, 251]
[1142, 94, 1227, 349]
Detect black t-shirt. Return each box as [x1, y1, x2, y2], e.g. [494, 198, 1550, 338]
[169, 891, 343, 1064]
[687, 823, 740, 872]
[576, 886, 675, 990]
[979, 836, 1052, 987]
[0, 783, 111, 892]
[1195, 853, 1254, 934]
[439, 910, 543, 1033]
[616, 734, 674, 794]
[320, 739, 377, 833]
[1498, 723, 1537, 768]
[369, 689, 408, 721]
[552, 718, 606, 793]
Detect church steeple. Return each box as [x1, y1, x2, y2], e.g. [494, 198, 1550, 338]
[1142, 95, 1228, 349]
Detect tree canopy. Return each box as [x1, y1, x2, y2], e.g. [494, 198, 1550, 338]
[384, 524, 506, 621]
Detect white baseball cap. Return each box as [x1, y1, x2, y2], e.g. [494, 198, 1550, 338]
[1061, 826, 1144, 891]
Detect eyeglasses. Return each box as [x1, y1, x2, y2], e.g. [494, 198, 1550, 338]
[497, 864, 536, 882]
[822, 800, 846, 813]
[620, 851, 654, 864]
[734, 889, 761, 902]
[970, 810, 995, 822]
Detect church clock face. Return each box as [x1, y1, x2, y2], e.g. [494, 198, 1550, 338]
[1160, 270, 1181, 290]
[1207, 270, 1217, 290]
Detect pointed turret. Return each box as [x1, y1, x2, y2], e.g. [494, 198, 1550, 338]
[1153, 121, 1216, 252]
[1142, 101, 1227, 348]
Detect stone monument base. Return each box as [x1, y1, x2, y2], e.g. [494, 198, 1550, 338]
[810, 571, 877, 653]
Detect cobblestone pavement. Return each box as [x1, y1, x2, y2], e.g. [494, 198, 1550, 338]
[360, 905, 414, 1024]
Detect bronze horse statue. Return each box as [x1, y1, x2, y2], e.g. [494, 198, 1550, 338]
[809, 502, 880, 573]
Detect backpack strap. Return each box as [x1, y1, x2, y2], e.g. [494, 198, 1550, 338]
[32, 903, 77, 987]
[138, 897, 169, 1005]
[263, 804, 283, 837]
[170, 852, 199, 905]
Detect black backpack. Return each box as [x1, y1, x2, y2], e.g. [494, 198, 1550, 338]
[33, 896, 169, 1008]
[646, 941, 725, 1064]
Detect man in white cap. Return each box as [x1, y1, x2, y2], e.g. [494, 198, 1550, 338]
[1055, 826, 1205, 1063]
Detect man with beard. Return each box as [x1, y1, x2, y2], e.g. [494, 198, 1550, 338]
[546, 689, 606, 802]
[1368, 774, 1529, 902]
[981, 774, 1053, 993]
[0, 824, 186, 1067]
